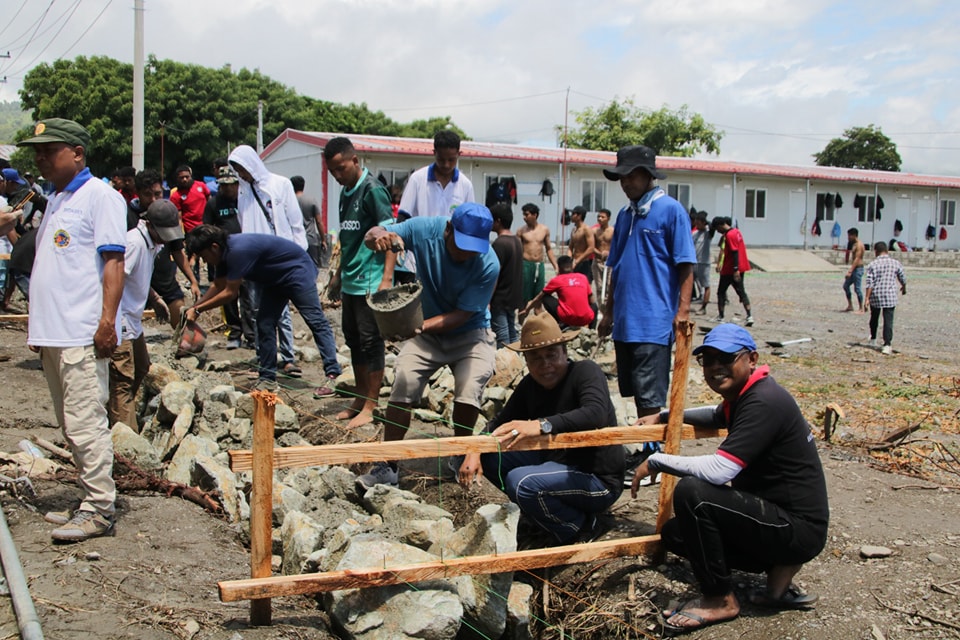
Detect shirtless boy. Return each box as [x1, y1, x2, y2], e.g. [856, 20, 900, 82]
[593, 208, 614, 306]
[517, 203, 558, 303]
[568, 205, 596, 284]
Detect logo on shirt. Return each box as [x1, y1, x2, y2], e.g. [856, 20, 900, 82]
[341, 220, 361, 231]
[53, 229, 71, 247]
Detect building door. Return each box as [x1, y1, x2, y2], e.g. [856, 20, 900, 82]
[894, 196, 911, 249]
[789, 190, 806, 248]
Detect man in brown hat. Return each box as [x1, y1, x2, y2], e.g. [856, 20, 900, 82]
[470, 312, 625, 546]
[18, 118, 127, 542]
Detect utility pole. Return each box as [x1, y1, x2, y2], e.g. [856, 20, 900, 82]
[256, 101, 264, 153]
[132, 0, 145, 170]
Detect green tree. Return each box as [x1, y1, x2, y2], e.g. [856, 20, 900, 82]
[564, 99, 722, 156]
[15, 55, 467, 179]
[813, 125, 902, 171]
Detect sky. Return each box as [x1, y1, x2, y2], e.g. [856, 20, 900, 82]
[2, 0, 959, 176]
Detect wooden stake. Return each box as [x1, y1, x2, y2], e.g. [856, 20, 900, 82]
[655, 320, 696, 535]
[219, 535, 662, 602]
[228, 423, 725, 472]
[249, 390, 277, 626]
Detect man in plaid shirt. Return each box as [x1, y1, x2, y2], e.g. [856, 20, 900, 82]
[864, 241, 906, 355]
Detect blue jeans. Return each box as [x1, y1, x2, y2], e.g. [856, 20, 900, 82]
[489, 306, 518, 348]
[481, 451, 618, 544]
[247, 281, 295, 365]
[843, 266, 863, 307]
[256, 284, 342, 381]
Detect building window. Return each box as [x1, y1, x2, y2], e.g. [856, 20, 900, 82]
[816, 193, 837, 221]
[667, 183, 692, 210]
[857, 196, 876, 223]
[941, 200, 957, 226]
[372, 168, 411, 190]
[580, 179, 605, 212]
[745, 188, 766, 219]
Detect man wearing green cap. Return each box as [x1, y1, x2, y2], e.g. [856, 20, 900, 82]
[18, 118, 127, 542]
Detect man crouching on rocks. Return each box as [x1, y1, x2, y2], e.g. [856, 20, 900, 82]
[476, 313, 625, 546]
[631, 324, 828, 634]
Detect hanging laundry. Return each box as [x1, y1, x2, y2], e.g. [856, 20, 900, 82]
[893, 219, 903, 236]
[539, 179, 555, 202]
[835, 193, 843, 207]
[831, 221, 842, 238]
[926, 224, 936, 240]
[853, 194, 864, 209]
[825, 193, 835, 209]
[940, 226, 948, 241]
[811, 217, 822, 236]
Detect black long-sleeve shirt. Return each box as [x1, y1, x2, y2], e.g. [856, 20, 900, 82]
[485, 359, 625, 495]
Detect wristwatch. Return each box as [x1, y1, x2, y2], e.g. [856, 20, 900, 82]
[539, 418, 553, 435]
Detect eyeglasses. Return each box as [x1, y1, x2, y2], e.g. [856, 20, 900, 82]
[696, 349, 749, 367]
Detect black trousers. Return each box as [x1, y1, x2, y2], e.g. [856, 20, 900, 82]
[661, 477, 825, 597]
[717, 274, 750, 310]
[869, 306, 895, 346]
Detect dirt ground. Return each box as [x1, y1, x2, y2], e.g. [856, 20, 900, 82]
[0, 265, 958, 640]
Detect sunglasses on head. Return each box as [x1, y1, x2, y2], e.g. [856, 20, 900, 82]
[696, 349, 750, 367]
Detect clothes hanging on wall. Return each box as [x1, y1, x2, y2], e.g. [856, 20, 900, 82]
[926, 224, 936, 240]
[539, 179, 555, 202]
[893, 219, 903, 236]
[835, 193, 843, 207]
[853, 194, 864, 209]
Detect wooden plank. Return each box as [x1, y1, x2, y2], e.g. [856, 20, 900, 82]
[227, 424, 727, 472]
[0, 309, 156, 322]
[219, 534, 662, 602]
[656, 320, 696, 535]
[249, 391, 277, 626]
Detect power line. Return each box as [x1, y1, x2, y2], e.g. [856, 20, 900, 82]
[381, 89, 567, 113]
[0, 0, 30, 42]
[3, 0, 85, 79]
[53, 0, 112, 63]
[0, 0, 56, 76]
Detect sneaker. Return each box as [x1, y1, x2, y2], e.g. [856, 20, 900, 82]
[44, 509, 73, 525]
[355, 462, 399, 491]
[745, 315, 755, 327]
[226, 338, 242, 350]
[866, 338, 877, 347]
[254, 379, 278, 392]
[313, 375, 338, 399]
[711, 315, 725, 323]
[576, 513, 614, 544]
[881, 345, 893, 355]
[51, 510, 114, 542]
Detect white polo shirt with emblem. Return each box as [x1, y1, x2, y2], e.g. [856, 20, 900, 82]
[398, 164, 475, 218]
[119, 221, 163, 341]
[28, 170, 127, 347]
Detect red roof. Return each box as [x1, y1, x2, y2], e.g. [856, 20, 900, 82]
[263, 130, 960, 190]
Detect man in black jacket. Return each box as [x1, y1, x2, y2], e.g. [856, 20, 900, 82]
[475, 312, 624, 545]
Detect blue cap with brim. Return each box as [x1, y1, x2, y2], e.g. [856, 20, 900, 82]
[692, 323, 757, 355]
[450, 202, 492, 254]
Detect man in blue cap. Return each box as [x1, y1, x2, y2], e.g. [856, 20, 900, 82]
[359, 202, 499, 490]
[630, 324, 828, 633]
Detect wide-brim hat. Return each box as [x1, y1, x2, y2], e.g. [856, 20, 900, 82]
[507, 312, 580, 352]
[603, 145, 666, 181]
[692, 323, 757, 356]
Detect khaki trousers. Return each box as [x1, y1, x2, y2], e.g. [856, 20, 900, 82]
[108, 334, 150, 431]
[41, 346, 115, 518]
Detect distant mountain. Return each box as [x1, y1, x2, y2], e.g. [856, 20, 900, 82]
[0, 102, 31, 144]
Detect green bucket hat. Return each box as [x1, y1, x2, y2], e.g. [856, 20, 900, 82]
[17, 118, 92, 150]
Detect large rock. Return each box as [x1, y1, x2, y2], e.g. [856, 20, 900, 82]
[360, 485, 423, 515]
[400, 518, 455, 550]
[280, 511, 324, 575]
[141, 363, 182, 397]
[429, 503, 520, 640]
[274, 403, 300, 434]
[273, 479, 308, 527]
[111, 422, 162, 471]
[165, 434, 220, 485]
[382, 499, 453, 525]
[489, 349, 524, 388]
[325, 535, 462, 640]
[193, 455, 241, 523]
[157, 381, 197, 424]
[208, 385, 240, 407]
[161, 404, 195, 460]
[503, 582, 535, 640]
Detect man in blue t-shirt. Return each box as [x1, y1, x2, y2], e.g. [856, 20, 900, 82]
[184, 226, 341, 391]
[357, 203, 499, 490]
[598, 145, 695, 422]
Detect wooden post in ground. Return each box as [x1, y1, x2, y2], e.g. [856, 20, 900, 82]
[249, 391, 277, 626]
[655, 320, 696, 536]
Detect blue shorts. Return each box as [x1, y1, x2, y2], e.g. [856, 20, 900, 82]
[614, 341, 671, 411]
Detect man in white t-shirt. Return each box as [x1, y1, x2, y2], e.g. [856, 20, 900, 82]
[108, 200, 185, 430]
[19, 118, 127, 542]
[396, 130, 475, 280]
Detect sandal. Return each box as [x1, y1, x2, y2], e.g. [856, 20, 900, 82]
[280, 362, 302, 378]
[749, 584, 818, 610]
[661, 603, 738, 636]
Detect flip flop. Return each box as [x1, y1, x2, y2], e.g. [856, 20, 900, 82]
[280, 362, 303, 378]
[661, 608, 738, 636]
[749, 584, 818, 610]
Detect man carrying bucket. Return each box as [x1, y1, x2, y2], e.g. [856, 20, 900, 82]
[359, 203, 499, 490]
[323, 137, 397, 427]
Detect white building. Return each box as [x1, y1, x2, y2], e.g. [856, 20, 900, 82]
[262, 130, 960, 251]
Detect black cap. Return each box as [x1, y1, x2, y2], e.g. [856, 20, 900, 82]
[603, 145, 666, 181]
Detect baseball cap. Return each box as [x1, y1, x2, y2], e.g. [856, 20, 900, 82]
[17, 118, 92, 150]
[1, 168, 26, 185]
[693, 323, 758, 356]
[450, 202, 492, 254]
[140, 200, 184, 243]
[603, 145, 666, 181]
[217, 166, 239, 184]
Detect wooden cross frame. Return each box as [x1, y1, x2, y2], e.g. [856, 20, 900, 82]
[220, 320, 708, 625]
